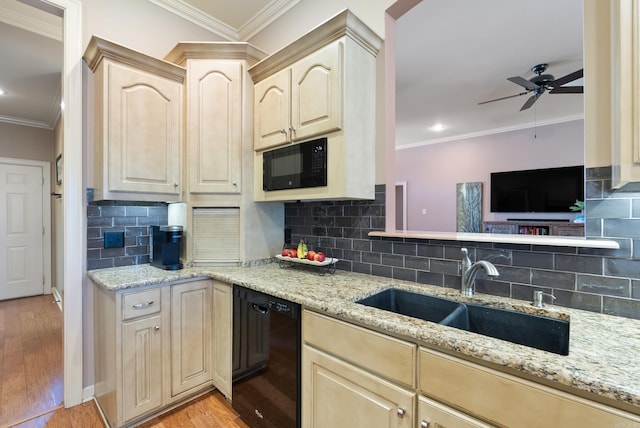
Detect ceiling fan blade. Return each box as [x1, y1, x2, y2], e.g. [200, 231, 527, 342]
[551, 69, 583, 87]
[549, 86, 583, 94]
[507, 76, 538, 91]
[478, 91, 529, 105]
[520, 93, 541, 111]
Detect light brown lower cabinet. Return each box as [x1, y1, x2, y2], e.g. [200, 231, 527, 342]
[302, 309, 640, 428]
[419, 348, 640, 428]
[93, 278, 232, 427]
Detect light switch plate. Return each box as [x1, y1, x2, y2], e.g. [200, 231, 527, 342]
[104, 231, 124, 248]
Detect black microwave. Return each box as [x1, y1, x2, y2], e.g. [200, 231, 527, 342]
[263, 138, 327, 191]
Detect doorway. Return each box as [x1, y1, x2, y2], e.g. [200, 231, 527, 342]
[395, 181, 407, 231]
[0, 160, 51, 300]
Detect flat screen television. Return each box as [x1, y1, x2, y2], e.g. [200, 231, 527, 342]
[490, 166, 584, 213]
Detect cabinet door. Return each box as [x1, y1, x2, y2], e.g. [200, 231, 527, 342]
[302, 345, 414, 428]
[419, 396, 493, 428]
[105, 61, 182, 196]
[170, 279, 213, 396]
[291, 39, 343, 142]
[254, 68, 291, 151]
[122, 315, 163, 423]
[212, 280, 232, 399]
[187, 60, 242, 194]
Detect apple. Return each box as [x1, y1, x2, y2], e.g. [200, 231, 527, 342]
[314, 252, 326, 262]
[282, 248, 290, 257]
[306, 250, 316, 261]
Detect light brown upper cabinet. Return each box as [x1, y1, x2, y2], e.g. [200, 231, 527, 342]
[611, 0, 640, 189]
[253, 39, 342, 151]
[249, 10, 382, 202]
[84, 36, 185, 202]
[165, 43, 267, 195]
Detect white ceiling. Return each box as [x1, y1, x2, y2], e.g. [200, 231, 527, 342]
[0, 0, 583, 144]
[0, 0, 62, 129]
[395, 0, 584, 148]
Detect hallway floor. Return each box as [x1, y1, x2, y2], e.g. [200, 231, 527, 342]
[0, 295, 249, 428]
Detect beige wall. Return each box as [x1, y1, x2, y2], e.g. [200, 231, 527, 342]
[81, 0, 226, 58]
[0, 122, 54, 162]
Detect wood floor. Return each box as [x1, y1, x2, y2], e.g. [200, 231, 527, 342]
[0, 295, 250, 428]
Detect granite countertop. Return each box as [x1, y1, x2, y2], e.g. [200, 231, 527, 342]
[88, 263, 640, 414]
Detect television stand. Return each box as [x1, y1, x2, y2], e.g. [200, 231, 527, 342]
[482, 220, 584, 237]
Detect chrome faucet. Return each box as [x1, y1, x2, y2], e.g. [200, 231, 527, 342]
[460, 248, 500, 297]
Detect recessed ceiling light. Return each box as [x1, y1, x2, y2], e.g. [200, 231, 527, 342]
[0, 88, 6, 96]
[430, 123, 446, 132]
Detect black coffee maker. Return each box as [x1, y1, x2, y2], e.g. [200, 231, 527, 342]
[150, 225, 183, 270]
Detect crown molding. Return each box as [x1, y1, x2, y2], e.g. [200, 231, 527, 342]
[396, 115, 585, 150]
[146, 0, 239, 40]
[0, 4, 62, 41]
[0, 114, 52, 130]
[238, 0, 301, 40]
[147, 0, 300, 42]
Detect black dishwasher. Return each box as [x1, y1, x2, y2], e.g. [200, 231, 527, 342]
[232, 285, 301, 428]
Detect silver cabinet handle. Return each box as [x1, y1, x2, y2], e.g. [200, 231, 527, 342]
[420, 421, 429, 428]
[154, 325, 160, 331]
[397, 408, 406, 417]
[132, 301, 154, 308]
[289, 126, 296, 132]
[280, 129, 287, 134]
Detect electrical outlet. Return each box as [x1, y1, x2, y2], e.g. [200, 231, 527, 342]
[104, 231, 124, 248]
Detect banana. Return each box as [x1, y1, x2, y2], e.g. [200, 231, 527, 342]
[297, 239, 308, 259]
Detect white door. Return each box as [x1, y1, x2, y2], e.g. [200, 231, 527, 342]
[0, 162, 44, 300]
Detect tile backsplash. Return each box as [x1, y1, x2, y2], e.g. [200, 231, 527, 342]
[285, 179, 640, 320]
[87, 202, 168, 270]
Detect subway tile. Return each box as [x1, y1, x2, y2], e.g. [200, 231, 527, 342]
[342, 250, 361, 262]
[126, 245, 148, 256]
[362, 252, 381, 264]
[512, 251, 553, 269]
[632, 280, 640, 299]
[603, 219, 640, 238]
[87, 216, 113, 228]
[603, 296, 640, 320]
[417, 271, 443, 286]
[371, 240, 393, 254]
[352, 262, 371, 275]
[511, 284, 543, 302]
[586, 199, 630, 219]
[393, 267, 416, 282]
[577, 274, 630, 297]
[554, 289, 602, 313]
[604, 258, 640, 279]
[476, 248, 513, 265]
[353, 239, 371, 251]
[381, 253, 404, 267]
[475, 279, 509, 297]
[87, 258, 114, 270]
[335, 238, 352, 250]
[492, 265, 530, 284]
[393, 242, 417, 256]
[585, 179, 604, 199]
[429, 259, 459, 276]
[113, 216, 137, 227]
[555, 254, 602, 274]
[124, 206, 148, 216]
[100, 206, 126, 217]
[531, 270, 575, 290]
[102, 247, 125, 258]
[311, 226, 328, 236]
[113, 256, 137, 267]
[417, 244, 444, 258]
[404, 256, 429, 271]
[372, 264, 392, 278]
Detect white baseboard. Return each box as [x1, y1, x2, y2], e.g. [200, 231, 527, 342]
[51, 287, 62, 311]
[82, 384, 95, 402]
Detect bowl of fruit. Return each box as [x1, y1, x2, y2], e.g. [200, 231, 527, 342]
[276, 239, 338, 274]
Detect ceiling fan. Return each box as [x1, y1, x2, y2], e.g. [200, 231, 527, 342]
[478, 63, 583, 111]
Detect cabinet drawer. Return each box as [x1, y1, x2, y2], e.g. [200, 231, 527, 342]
[419, 348, 640, 428]
[303, 310, 416, 388]
[122, 288, 161, 320]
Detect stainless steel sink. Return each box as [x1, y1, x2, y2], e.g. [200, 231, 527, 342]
[356, 288, 569, 355]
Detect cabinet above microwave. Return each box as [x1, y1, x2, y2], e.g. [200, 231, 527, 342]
[250, 10, 381, 202]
